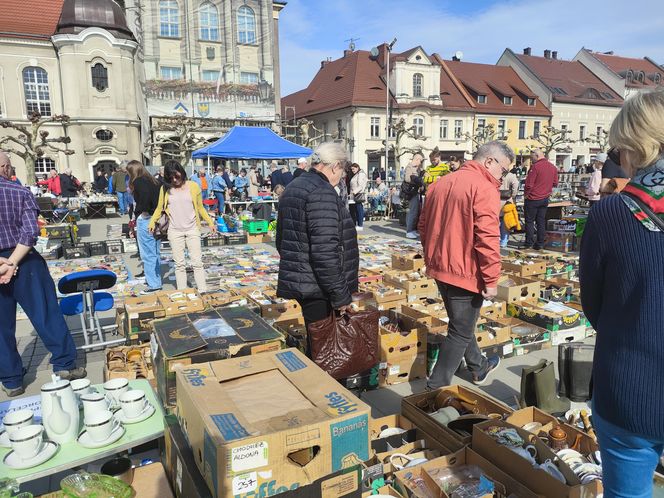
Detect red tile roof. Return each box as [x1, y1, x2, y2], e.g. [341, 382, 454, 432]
[444, 60, 551, 116]
[590, 51, 663, 88]
[516, 53, 623, 107]
[0, 0, 65, 40]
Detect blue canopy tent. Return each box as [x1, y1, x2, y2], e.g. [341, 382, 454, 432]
[192, 126, 312, 160]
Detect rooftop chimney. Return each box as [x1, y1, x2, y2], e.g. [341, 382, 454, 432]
[544, 49, 551, 59]
[321, 60, 330, 69]
[523, 47, 532, 56]
[552, 51, 558, 60]
[343, 49, 353, 57]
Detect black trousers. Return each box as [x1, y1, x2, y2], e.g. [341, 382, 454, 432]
[524, 198, 549, 248]
[297, 298, 332, 357]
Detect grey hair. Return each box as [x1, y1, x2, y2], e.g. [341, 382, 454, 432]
[310, 141, 348, 167]
[474, 140, 515, 164]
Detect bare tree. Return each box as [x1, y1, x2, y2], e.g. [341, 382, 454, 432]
[456, 123, 511, 151]
[295, 118, 324, 148]
[0, 112, 74, 184]
[144, 116, 209, 166]
[584, 128, 610, 152]
[527, 125, 575, 158]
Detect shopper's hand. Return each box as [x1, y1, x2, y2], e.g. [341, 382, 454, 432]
[482, 287, 498, 300]
[336, 305, 351, 313]
[210, 224, 218, 234]
[0, 261, 16, 284]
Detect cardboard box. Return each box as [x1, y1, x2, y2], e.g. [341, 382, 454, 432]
[362, 485, 404, 498]
[545, 232, 576, 253]
[550, 325, 587, 346]
[158, 288, 205, 316]
[201, 289, 249, 309]
[250, 289, 302, 321]
[480, 339, 515, 360]
[274, 316, 308, 354]
[546, 219, 577, 232]
[395, 447, 542, 498]
[496, 275, 541, 303]
[361, 284, 407, 311]
[358, 270, 383, 285]
[479, 301, 507, 320]
[104, 343, 154, 381]
[379, 310, 427, 359]
[472, 420, 601, 497]
[391, 252, 424, 271]
[246, 233, 270, 244]
[175, 349, 371, 498]
[506, 300, 585, 331]
[401, 385, 512, 451]
[541, 280, 574, 302]
[502, 259, 547, 277]
[124, 295, 166, 338]
[152, 306, 284, 407]
[378, 353, 426, 386]
[383, 271, 436, 296]
[475, 320, 511, 348]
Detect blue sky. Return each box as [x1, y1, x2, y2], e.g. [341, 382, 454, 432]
[278, 0, 664, 96]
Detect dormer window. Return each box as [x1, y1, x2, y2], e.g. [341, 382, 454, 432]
[527, 97, 536, 106]
[413, 73, 423, 98]
[503, 96, 513, 105]
[626, 70, 634, 82]
[637, 71, 645, 83]
[477, 95, 487, 104]
[655, 73, 662, 85]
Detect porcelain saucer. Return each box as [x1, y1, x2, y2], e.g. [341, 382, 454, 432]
[77, 425, 125, 449]
[3, 441, 59, 470]
[0, 430, 9, 448]
[115, 404, 155, 424]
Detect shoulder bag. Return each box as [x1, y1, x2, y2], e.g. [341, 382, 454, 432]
[152, 187, 169, 241]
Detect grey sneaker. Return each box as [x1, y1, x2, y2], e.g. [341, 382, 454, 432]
[54, 367, 87, 381]
[2, 384, 25, 397]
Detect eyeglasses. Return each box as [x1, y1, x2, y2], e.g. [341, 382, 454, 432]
[490, 157, 509, 173]
[608, 147, 621, 166]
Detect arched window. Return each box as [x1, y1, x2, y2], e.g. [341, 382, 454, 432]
[23, 67, 51, 116]
[96, 129, 114, 141]
[413, 73, 423, 98]
[159, 0, 180, 38]
[237, 5, 256, 44]
[413, 115, 424, 137]
[91, 63, 108, 91]
[655, 73, 662, 85]
[626, 70, 633, 82]
[199, 2, 219, 41]
[637, 71, 645, 83]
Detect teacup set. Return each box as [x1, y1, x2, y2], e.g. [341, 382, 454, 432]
[1, 409, 60, 470]
[557, 449, 603, 484]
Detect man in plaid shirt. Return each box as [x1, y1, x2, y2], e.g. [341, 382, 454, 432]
[0, 152, 86, 396]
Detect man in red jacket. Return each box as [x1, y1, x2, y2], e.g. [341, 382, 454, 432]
[419, 141, 513, 388]
[524, 149, 558, 249]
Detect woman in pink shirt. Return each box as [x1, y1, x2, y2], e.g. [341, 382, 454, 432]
[585, 154, 605, 205]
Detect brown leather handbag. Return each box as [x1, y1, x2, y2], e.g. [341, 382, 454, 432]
[307, 309, 380, 379]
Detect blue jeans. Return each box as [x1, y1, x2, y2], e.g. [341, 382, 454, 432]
[356, 202, 364, 227]
[594, 409, 664, 497]
[136, 216, 162, 290]
[500, 217, 509, 247]
[0, 250, 77, 388]
[116, 191, 128, 214]
[406, 195, 420, 232]
[214, 191, 225, 214]
[201, 189, 208, 200]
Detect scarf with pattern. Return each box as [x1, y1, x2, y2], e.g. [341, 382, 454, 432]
[620, 157, 664, 232]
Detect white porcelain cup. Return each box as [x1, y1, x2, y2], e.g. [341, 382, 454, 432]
[389, 453, 429, 471]
[71, 378, 92, 398]
[2, 409, 34, 437]
[85, 410, 121, 443]
[81, 391, 112, 419]
[9, 424, 44, 460]
[103, 378, 129, 404]
[119, 389, 150, 419]
[378, 427, 406, 439]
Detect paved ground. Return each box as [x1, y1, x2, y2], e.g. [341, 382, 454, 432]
[3, 216, 591, 416]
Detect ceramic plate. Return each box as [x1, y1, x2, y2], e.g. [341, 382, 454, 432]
[115, 404, 155, 424]
[3, 441, 59, 470]
[77, 425, 125, 449]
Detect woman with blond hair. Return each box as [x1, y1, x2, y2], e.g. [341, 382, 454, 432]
[580, 88, 664, 496]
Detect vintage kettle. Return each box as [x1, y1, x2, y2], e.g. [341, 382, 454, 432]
[40, 374, 80, 443]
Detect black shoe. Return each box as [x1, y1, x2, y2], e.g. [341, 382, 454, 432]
[521, 243, 533, 250]
[54, 367, 87, 381]
[140, 287, 162, 295]
[130, 253, 140, 259]
[472, 356, 501, 386]
[533, 245, 543, 251]
[136, 271, 145, 278]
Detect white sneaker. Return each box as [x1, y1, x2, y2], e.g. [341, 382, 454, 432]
[406, 231, 419, 239]
[356, 226, 364, 231]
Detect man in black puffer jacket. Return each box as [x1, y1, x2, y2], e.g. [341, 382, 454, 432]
[276, 142, 359, 327]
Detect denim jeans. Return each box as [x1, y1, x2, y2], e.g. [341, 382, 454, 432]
[524, 198, 548, 247]
[594, 409, 664, 498]
[116, 191, 128, 215]
[136, 215, 162, 290]
[406, 195, 420, 232]
[355, 203, 364, 227]
[427, 282, 487, 389]
[214, 191, 225, 214]
[201, 189, 208, 200]
[500, 217, 509, 247]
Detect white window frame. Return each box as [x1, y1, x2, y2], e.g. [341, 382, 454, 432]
[477, 118, 486, 131]
[202, 70, 220, 82]
[477, 95, 487, 104]
[579, 125, 586, 141]
[454, 119, 463, 138]
[237, 5, 256, 44]
[533, 121, 541, 138]
[503, 96, 513, 105]
[159, 0, 180, 38]
[199, 2, 220, 41]
[518, 120, 526, 139]
[23, 67, 51, 116]
[413, 115, 424, 137]
[527, 97, 536, 106]
[440, 119, 448, 139]
[497, 119, 506, 137]
[370, 117, 381, 138]
[412, 73, 423, 98]
[35, 157, 55, 175]
[239, 72, 259, 84]
[160, 66, 183, 80]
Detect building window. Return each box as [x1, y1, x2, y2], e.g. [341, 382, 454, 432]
[413, 115, 424, 137]
[497, 119, 506, 137]
[596, 125, 602, 136]
[237, 5, 256, 44]
[96, 129, 114, 141]
[477, 95, 487, 104]
[336, 119, 343, 138]
[440, 119, 448, 139]
[527, 97, 536, 106]
[503, 96, 513, 105]
[239, 72, 259, 84]
[533, 121, 540, 138]
[518, 120, 526, 139]
[413, 73, 423, 98]
[370, 117, 380, 138]
[91, 63, 108, 92]
[35, 157, 55, 175]
[159, 0, 180, 38]
[199, 2, 219, 41]
[202, 70, 219, 81]
[23, 67, 51, 116]
[579, 125, 586, 140]
[561, 124, 568, 131]
[454, 119, 463, 138]
[477, 118, 485, 131]
[388, 118, 396, 138]
[160, 66, 183, 80]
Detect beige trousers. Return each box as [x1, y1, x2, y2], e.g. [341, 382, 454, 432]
[167, 228, 207, 292]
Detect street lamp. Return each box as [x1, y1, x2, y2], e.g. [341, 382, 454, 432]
[372, 38, 397, 179]
[257, 79, 271, 101]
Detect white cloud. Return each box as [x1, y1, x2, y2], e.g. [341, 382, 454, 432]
[279, 0, 664, 96]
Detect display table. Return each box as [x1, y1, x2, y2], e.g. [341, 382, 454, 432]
[226, 199, 277, 213]
[0, 380, 164, 483]
[84, 201, 119, 218]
